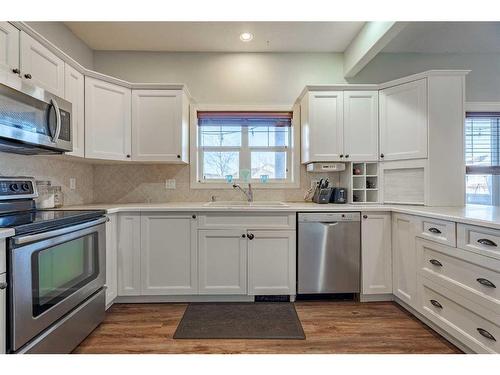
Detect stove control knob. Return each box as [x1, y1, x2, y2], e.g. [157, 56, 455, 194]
[9, 183, 20, 192]
[21, 183, 30, 192]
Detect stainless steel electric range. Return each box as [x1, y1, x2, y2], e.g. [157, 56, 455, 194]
[0, 176, 106, 353]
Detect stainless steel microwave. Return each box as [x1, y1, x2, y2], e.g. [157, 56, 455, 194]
[0, 75, 72, 154]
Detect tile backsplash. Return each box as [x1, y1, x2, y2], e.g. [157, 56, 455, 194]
[1, 152, 344, 205]
[0, 152, 94, 205]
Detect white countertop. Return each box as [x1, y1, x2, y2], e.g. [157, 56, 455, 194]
[60, 202, 500, 230]
[0, 227, 15, 239]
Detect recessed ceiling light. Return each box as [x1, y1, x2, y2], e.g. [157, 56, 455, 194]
[239, 32, 254, 42]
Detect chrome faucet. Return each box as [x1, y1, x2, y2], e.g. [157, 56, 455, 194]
[232, 183, 253, 202]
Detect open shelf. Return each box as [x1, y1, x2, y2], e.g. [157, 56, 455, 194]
[350, 162, 379, 203]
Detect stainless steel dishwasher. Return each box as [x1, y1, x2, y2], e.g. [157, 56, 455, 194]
[298, 212, 361, 294]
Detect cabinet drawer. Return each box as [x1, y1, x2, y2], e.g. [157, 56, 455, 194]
[419, 277, 500, 353]
[415, 216, 456, 246]
[457, 224, 500, 259]
[198, 213, 295, 230]
[417, 238, 500, 313]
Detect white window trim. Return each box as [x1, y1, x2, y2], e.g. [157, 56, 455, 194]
[190, 104, 301, 189]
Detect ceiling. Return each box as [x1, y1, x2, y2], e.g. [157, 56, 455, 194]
[383, 22, 500, 53]
[64, 22, 365, 52]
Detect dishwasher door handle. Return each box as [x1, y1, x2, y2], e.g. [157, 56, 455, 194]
[320, 222, 339, 227]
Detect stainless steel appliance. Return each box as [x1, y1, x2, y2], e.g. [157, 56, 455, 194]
[0, 177, 106, 353]
[298, 212, 360, 294]
[0, 75, 72, 154]
[330, 187, 347, 204]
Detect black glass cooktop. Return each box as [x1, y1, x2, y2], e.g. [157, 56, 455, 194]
[0, 209, 106, 235]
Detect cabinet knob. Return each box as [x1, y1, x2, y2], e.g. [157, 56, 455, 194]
[247, 233, 255, 240]
[192, 214, 196, 219]
[126, 154, 131, 158]
[24, 73, 32, 79]
[242, 234, 246, 238]
[363, 215, 368, 219]
[345, 154, 350, 158]
[339, 154, 344, 158]
[0, 282, 7, 290]
[12, 68, 20, 74]
[177, 155, 181, 158]
[380, 153, 384, 158]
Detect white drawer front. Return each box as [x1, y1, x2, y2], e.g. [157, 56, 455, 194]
[457, 224, 500, 259]
[417, 238, 500, 313]
[419, 278, 500, 353]
[198, 213, 295, 230]
[415, 216, 456, 246]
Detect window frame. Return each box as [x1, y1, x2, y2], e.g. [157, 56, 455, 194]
[464, 102, 500, 206]
[190, 105, 300, 189]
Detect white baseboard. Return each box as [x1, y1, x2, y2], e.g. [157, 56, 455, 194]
[360, 293, 394, 302]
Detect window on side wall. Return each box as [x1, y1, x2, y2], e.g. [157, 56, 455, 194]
[465, 112, 500, 205]
[195, 111, 296, 187]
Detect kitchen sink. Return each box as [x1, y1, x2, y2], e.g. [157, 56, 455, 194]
[204, 201, 289, 208]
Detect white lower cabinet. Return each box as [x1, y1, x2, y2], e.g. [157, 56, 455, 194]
[141, 214, 197, 295]
[248, 230, 296, 295]
[117, 214, 141, 296]
[361, 212, 392, 295]
[198, 230, 247, 295]
[392, 213, 418, 307]
[105, 214, 118, 307]
[0, 273, 5, 354]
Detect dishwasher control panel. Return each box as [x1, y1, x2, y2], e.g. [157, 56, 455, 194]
[298, 212, 360, 222]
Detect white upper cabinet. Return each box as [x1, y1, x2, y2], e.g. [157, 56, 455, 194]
[141, 214, 198, 295]
[85, 77, 132, 161]
[301, 91, 344, 163]
[0, 22, 19, 74]
[132, 90, 189, 163]
[343, 91, 379, 161]
[247, 230, 296, 296]
[379, 79, 428, 161]
[20, 31, 65, 97]
[361, 212, 392, 295]
[64, 64, 85, 157]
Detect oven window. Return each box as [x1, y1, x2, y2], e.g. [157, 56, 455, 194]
[31, 233, 99, 317]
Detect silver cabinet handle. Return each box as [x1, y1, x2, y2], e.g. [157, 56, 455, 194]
[50, 98, 61, 142]
[429, 259, 443, 267]
[0, 282, 7, 290]
[477, 278, 496, 288]
[428, 227, 442, 234]
[477, 328, 496, 341]
[477, 238, 497, 247]
[430, 299, 443, 309]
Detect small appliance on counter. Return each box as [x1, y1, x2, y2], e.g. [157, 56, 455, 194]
[312, 179, 332, 204]
[330, 187, 347, 204]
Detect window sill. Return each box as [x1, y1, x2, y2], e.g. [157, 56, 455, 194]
[190, 181, 300, 190]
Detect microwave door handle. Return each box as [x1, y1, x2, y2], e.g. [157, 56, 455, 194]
[50, 98, 61, 142]
[12, 216, 107, 245]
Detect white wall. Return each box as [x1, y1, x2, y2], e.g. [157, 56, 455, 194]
[349, 52, 500, 102]
[26, 22, 94, 69]
[93, 51, 346, 104]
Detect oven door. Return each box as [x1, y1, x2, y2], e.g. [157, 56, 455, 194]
[9, 217, 106, 351]
[0, 76, 72, 153]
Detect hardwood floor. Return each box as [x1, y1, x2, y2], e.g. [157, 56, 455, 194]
[74, 301, 462, 354]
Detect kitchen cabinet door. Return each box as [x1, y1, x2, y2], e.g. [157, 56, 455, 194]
[105, 214, 118, 307]
[247, 230, 296, 296]
[0, 273, 5, 354]
[132, 90, 189, 163]
[301, 91, 344, 163]
[64, 64, 85, 157]
[20, 31, 65, 97]
[0, 22, 19, 75]
[361, 212, 392, 295]
[141, 214, 197, 295]
[344, 91, 379, 161]
[117, 214, 141, 296]
[198, 230, 247, 295]
[85, 77, 132, 161]
[392, 213, 418, 307]
[379, 79, 427, 161]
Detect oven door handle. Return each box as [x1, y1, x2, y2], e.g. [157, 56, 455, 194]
[12, 216, 107, 245]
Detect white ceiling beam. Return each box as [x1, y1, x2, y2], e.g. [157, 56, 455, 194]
[343, 22, 408, 78]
